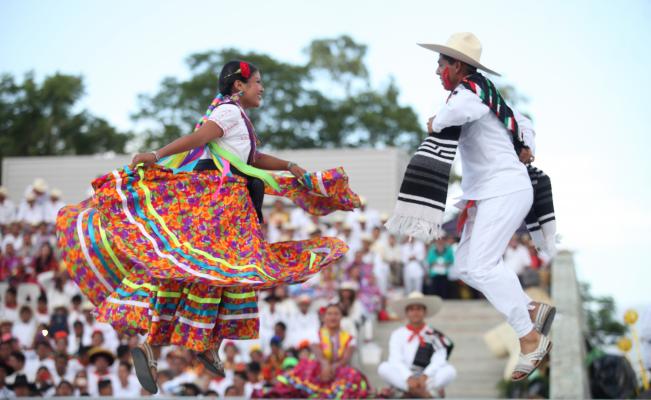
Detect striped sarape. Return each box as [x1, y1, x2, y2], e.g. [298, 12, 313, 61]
[386, 72, 556, 255]
[56, 164, 359, 351]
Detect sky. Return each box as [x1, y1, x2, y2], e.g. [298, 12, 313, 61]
[1, 0, 650, 312]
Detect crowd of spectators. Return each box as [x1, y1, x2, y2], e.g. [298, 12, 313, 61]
[0, 178, 552, 398]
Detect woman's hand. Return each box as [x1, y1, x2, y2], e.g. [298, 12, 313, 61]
[289, 164, 307, 183]
[319, 363, 334, 382]
[130, 152, 157, 169]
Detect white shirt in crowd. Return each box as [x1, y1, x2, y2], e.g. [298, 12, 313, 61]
[286, 310, 321, 348]
[401, 240, 426, 279]
[24, 354, 56, 382]
[203, 103, 252, 163]
[1, 233, 23, 252]
[44, 200, 66, 224]
[503, 243, 532, 276]
[12, 318, 38, 349]
[16, 202, 45, 226]
[113, 375, 141, 398]
[0, 199, 16, 225]
[431, 85, 532, 200]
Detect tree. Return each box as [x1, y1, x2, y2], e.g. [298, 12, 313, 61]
[0, 72, 132, 180]
[581, 282, 627, 346]
[132, 35, 423, 151]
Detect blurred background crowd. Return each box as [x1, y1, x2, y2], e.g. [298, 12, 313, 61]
[0, 178, 554, 398]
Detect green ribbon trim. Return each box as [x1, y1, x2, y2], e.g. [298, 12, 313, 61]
[207, 143, 280, 191]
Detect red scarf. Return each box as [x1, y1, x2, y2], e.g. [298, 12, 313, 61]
[406, 324, 426, 345]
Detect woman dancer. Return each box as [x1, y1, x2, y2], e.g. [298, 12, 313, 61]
[57, 60, 360, 393]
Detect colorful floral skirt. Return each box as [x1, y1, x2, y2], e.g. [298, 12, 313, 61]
[254, 358, 371, 398]
[56, 165, 358, 351]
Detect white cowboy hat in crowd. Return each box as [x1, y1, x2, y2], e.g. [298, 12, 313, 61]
[0, 186, 7, 196]
[392, 291, 443, 319]
[32, 178, 48, 193]
[418, 32, 501, 76]
[338, 280, 359, 292]
[50, 189, 63, 198]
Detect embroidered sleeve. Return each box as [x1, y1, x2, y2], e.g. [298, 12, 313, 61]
[207, 104, 240, 135]
[431, 87, 490, 132]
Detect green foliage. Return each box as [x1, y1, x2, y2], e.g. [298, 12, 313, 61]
[132, 36, 424, 151]
[580, 282, 627, 346]
[0, 72, 132, 159]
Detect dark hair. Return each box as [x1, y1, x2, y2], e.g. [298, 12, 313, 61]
[247, 361, 261, 374]
[218, 60, 259, 96]
[119, 361, 132, 373]
[274, 321, 287, 331]
[97, 379, 112, 391]
[10, 350, 26, 364]
[440, 54, 477, 74]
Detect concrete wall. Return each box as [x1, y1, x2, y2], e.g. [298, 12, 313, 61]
[2, 148, 410, 213]
[550, 250, 590, 399]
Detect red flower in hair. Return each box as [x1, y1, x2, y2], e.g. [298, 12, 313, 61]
[240, 62, 251, 79]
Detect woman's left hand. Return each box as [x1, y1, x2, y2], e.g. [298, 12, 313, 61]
[289, 164, 307, 183]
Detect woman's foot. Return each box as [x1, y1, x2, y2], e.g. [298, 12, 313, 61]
[131, 343, 159, 394]
[197, 348, 225, 376]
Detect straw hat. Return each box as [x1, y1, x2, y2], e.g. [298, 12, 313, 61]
[418, 32, 501, 76]
[50, 189, 62, 198]
[88, 347, 116, 365]
[0, 186, 7, 196]
[391, 292, 443, 319]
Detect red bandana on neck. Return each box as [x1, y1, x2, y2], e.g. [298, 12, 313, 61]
[406, 324, 426, 345]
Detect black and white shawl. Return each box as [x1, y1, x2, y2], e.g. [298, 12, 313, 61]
[386, 73, 556, 255]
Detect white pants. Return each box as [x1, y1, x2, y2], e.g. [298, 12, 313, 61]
[378, 361, 457, 392]
[455, 189, 534, 337]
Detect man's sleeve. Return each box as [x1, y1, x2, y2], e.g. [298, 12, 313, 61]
[431, 87, 490, 133]
[514, 110, 536, 154]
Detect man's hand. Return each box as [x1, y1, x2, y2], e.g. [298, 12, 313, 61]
[407, 375, 424, 391]
[518, 147, 535, 164]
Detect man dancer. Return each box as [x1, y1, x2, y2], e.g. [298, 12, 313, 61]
[386, 32, 555, 380]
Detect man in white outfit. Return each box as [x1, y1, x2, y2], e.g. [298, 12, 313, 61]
[378, 292, 455, 398]
[401, 238, 426, 295]
[388, 32, 555, 381]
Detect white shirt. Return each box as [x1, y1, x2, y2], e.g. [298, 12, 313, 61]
[17, 202, 45, 225]
[287, 311, 321, 348]
[2, 233, 23, 252]
[44, 200, 66, 224]
[12, 319, 38, 349]
[386, 325, 448, 376]
[113, 375, 142, 398]
[431, 86, 531, 200]
[202, 103, 252, 163]
[401, 241, 426, 278]
[503, 244, 531, 275]
[0, 199, 16, 225]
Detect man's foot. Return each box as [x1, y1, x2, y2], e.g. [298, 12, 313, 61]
[528, 301, 556, 335]
[512, 331, 552, 381]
